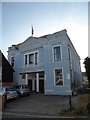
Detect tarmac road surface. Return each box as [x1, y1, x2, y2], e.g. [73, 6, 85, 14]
[2, 93, 88, 118]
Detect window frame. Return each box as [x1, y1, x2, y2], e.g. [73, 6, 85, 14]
[54, 67, 64, 87]
[29, 53, 34, 64]
[35, 52, 38, 65]
[24, 51, 39, 66]
[52, 45, 62, 62]
[25, 54, 28, 65]
[22, 74, 26, 79]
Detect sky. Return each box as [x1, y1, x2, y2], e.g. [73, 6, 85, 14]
[1, 1, 88, 72]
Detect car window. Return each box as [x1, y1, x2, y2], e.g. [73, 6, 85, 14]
[15, 86, 20, 89]
[22, 85, 28, 89]
[0, 88, 5, 95]
[6, 87, 16, 91]
[0, 88, 4, 91]
[0, 88, 2, 92]
[0, 88, 3, 93]
[15, 85, 29, 89]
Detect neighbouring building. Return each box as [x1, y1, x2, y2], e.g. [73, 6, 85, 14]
[0, 50, 14, 86]
[0, 50, 2, 86]
[8, 29, 83, 95]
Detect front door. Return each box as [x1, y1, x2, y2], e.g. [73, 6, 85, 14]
[39, 79, 44, 93]
[39, 72, 44, 93]
[28, 79, 32, 92]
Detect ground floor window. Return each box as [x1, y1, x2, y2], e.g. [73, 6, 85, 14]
[22, 74, 25, 79]
[55, 68, 63, 86]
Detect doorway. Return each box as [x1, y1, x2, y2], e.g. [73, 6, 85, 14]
[28, 71, 44, 93]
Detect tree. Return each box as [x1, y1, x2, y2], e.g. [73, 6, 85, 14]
[83, 57, 90, 87]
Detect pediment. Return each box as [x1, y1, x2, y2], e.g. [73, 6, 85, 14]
[18, 36, 47, 50]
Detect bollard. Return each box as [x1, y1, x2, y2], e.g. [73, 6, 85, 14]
[4, 94, 7, 107]
[2, 94, 7, 111]
[69, 95, 72, 110]
[87, 103, 90, 114]
[2, 95, 5, 111]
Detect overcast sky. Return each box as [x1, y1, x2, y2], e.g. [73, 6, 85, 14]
[1, 1, 88, 72]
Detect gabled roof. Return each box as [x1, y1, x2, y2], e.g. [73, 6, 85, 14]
[8, 29, 80, 59]
[9, 29, 67, 47]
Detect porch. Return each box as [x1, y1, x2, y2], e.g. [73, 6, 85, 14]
[19, 71, 45, 93]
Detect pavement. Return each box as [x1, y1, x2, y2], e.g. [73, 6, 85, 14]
[1, 93, 88, 118]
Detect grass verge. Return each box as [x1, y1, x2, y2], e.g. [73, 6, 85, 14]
[59, 107, 89, 116]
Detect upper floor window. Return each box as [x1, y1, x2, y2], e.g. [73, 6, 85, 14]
[11, 57, 15, 67]
[53, 46, 61, 61]
[25, 55, 27, 65]
[24, 51, 39, 66]
[35, 52, 38, 65]
[55, 68, 63, 86]
[29, 54, 34, 64]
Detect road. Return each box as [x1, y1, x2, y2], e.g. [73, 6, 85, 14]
[2, 93, 70, 118]
[1, 93, 88, 118]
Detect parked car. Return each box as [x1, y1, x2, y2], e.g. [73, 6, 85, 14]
[14, 85, 30, 97]
[0, 86, 18, 100]
[0, 87, 3, 96]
